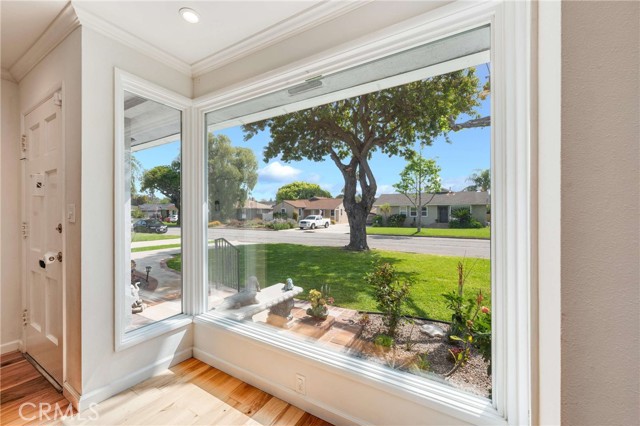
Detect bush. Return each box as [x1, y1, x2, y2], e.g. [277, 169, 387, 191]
[365, 262, 413, 338]
[292, 211, 299, 221]
[266, 219, 295, 230]
[208, 220, 222, 227]
[387, 213, 406, 227]
[372, 215, 384, 227]
[273, 212, 288, 220]
[449, 207, 483, 229]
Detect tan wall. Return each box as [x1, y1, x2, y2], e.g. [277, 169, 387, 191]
[561, 2, 639, 425]
[1, 78, 22, 352]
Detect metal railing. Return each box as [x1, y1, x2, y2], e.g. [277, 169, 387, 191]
[210, 238, 241, 291]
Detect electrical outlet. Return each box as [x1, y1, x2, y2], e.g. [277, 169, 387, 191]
[295, 373, 306, 395]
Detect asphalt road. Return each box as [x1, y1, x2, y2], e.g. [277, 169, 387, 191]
[166, 225, 489, 258]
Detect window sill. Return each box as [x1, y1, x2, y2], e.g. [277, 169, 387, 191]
[194, 312, 505, 426]
[116, 313, 192, 352]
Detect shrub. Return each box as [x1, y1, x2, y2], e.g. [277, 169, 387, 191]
[131, 207, 145, 219]
[292, 211, 299, 221]
[273, 211, 288, 220]
[374, 334, 394, 348]
[266, 219, 295, 230]
[387, 213, 406, 227]
[449, 207, 483, 229]
[208, 220, 222, 227]
[372, 215, 384, 227]
[365, 262, 412, 338]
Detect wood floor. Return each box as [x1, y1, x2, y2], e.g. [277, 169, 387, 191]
[1, 354, 332, 426]
[0, 351, 75, 425]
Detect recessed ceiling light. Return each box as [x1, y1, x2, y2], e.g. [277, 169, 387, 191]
[179, 7, 200, 24]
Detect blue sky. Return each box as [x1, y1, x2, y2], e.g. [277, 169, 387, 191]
[135, 64, 490, 202]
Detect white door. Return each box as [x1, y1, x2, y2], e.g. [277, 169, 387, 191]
[23, 94, 63, 386]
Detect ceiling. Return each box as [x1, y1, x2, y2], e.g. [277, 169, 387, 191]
[1, 0, 367, 76]
[1, 1, 68, 70]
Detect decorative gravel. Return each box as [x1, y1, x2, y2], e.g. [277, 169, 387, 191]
[351, 313, 491, 398]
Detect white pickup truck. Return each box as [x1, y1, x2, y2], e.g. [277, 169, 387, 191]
[298, 215, 330, 230]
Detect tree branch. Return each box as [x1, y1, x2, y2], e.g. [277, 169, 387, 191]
[449, 116, 491, 131]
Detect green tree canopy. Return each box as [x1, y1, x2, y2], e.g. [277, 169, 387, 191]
[465, 168, 490, 192]
[208, 134, 258, 221]
[275, 181, 332, 203]
[393, 154, 442, 232]
[243, 69, 483, 250]
[141, 157, 181, 223]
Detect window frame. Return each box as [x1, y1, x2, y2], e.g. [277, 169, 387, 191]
[422, 206, 428, 217]
[113, 69, 193, 351]
[409, 206, 417, 217]
[188, 1, 537, 424]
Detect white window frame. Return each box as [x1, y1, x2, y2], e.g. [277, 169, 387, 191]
[409, 206, 418, 217]
[399, 206, 407, 215]
[421, 206, 428, 217]
[186, 1, 546, 424]
[113, 69, 193, 351]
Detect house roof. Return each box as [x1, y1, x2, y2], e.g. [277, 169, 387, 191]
[241, 200, 273, 210]
[282, 197, 343, 210]
[137, 203, 176, 211]
[374, 191, 489, 206]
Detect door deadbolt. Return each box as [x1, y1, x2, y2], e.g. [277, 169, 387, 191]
[55, 223, 62, 233]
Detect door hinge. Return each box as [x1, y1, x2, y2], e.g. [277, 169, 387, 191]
[53, 91, 62, 106]
[21, 222, 29, 238]
[20, 134, 27, 160]
[22, 309, 29, 327]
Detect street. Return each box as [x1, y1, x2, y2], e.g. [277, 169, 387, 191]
[166, 224, 490, 258]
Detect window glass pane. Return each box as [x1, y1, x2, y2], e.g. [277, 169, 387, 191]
[202, 55, 491, 397]
[124, 91, 182, 332]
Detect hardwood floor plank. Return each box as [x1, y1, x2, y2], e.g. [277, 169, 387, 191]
[3, 357, 331, 426]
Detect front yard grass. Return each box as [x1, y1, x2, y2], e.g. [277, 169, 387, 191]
[167, 243, 490, 322]
[131, 233, 180, 242]
[367, 227, 490, 240]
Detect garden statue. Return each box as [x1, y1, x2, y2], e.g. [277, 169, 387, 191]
[283, 278, 294, 291]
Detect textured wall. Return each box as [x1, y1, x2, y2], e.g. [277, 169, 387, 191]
[561, 2, 640, 424]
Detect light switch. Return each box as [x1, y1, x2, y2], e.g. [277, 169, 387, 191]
[67, 204, 76, 223]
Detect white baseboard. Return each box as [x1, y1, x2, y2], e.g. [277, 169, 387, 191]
[75, 347, 192, 412]
[63, 382, 81, 410]
[1, 340, 22, 354]
[193, 347, 367, 426]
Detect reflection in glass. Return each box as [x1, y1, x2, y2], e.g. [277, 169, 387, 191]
[124, 91, 182, 332]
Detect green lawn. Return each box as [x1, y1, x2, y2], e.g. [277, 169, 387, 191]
[367, 227, 491, 240]
[132, 243, 182, 253]
[167, 243, 490, 322]
[131, 233, 180, 242]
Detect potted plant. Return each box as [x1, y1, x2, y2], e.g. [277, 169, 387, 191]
[306, 285, 333, 320]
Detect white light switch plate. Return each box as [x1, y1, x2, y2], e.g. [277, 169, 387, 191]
[67, 204, 76, 223]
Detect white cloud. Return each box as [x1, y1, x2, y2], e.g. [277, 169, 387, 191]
[376, 184, 397, 197]
[307, 173, 321, 183]
[258, 161, 302, 182]
[441, 176, 469, 192]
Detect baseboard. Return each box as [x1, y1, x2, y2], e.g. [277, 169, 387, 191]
[193, 347, 367, 426]
[63, 382, 81, 410]
[1, 340, 22, 354]
[75, 347, 192, 412]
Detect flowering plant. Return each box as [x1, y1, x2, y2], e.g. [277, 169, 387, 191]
[306, 284, 333, 320]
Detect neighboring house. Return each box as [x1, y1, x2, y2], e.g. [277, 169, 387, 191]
[236, 199, 273, 220]
[137, 203, 177, 220]
[272, 197, 348, 224]
[373, 191, 489, 227]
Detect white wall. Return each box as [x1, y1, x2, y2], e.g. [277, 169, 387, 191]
[78, 27, 193, 407]
[11, 27, 83, 392]
[1, 78, 22, 354]
[561, 2, 639, 425]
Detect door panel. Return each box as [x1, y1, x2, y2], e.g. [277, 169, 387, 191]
[24, 95, 63, 385]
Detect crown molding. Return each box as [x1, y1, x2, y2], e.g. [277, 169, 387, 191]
[191, 0, 372, 77]
[72, 3, 192, 77]
[9, 3, 80, 83]
[1, 68, 16, 83]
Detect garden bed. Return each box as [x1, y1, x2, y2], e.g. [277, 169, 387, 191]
[350, 313, 491, 398]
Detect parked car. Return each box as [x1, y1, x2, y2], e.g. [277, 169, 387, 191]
[165, 214, 178, 223]
[133, 219, 168, 234]
[298, 215, 330, 230]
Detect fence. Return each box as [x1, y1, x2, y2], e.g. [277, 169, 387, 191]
[210, 238, 241, 291]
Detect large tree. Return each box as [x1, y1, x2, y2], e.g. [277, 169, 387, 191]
[141, 157, 181, 223]
[275, 181, 331, 203]
[208, 134, 258, 221]
[393, 154, 442, 232]
[244, 69, 483, 250]
[465, 168, 490, 192]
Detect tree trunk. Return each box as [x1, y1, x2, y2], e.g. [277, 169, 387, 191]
[344, 202, 370, 250]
